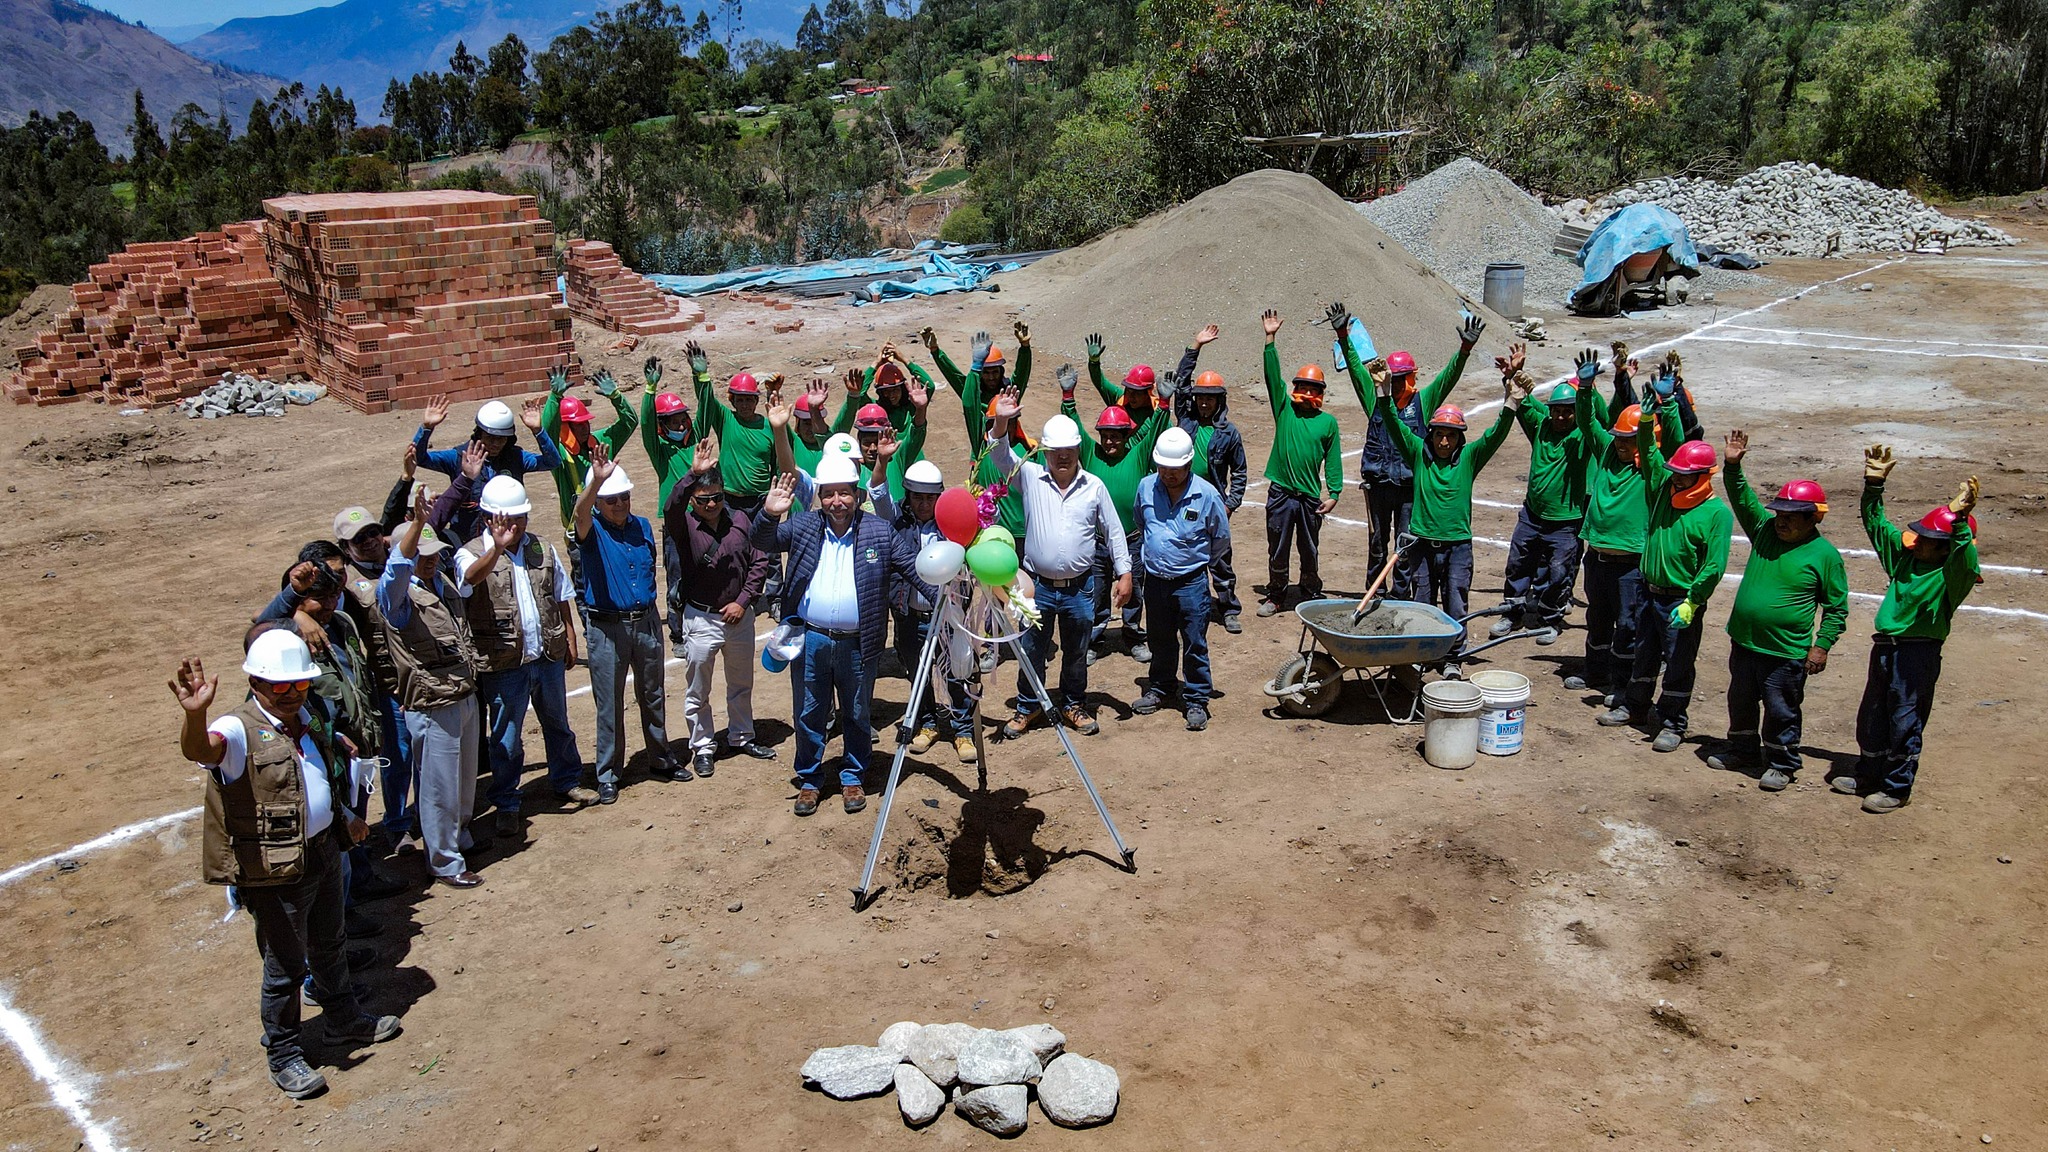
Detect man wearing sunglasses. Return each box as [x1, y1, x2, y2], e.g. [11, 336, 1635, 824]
[664, 454, 775, 780]
[172, 629, 402, 1100]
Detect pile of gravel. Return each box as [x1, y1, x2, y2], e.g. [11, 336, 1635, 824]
[1599, 162, 2016, 257]
[801, 1021, 1118, 1133]
[1360, 158, 1585, 305]
[177, 372, 324, 418]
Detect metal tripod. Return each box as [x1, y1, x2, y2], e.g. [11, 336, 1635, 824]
[853, 609, 1137, 909]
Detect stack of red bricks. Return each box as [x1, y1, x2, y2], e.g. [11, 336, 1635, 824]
[6, 223, 299, 407]
[263, 191, 579, 413]
[563, 239, 704, 335]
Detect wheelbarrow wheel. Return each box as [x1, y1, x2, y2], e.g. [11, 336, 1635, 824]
[1272, 653, 1343, 717]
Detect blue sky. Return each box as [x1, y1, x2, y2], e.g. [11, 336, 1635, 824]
[95, 0, 333, 29]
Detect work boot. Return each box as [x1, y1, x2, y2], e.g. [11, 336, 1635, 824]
[1002, 710, 1043, 740]
[1651, 728, 1685, 753]
[495, 810, 524, 841]
[343, 909, 381, 940]
[794, 788, 821, 817]
[907, 726, 940, 754]
[350, 869, 409, 903]
[954, 735, 979, 763]
[1222, 613, 1242, 635]
[1130, 642, 1152, 664]
[1704, 745, 1752, 773]
[325, 1014, 402, 1047]
[271, 1057, 327, 1099]
[555, 785, 600, 805]
[597, 782, 619, 805]
[1596, 706, 1635, 728]
[1758, 768, 1793, 792]
[1185, 705, 1210, 732]
[1061, 706, 1100, 736]
[1534, 626, 1559, 646]
[1489, 614, 1517, 639]
[1131, 690, 1166, 715]
[1830, 774, 1864, 795]
[1861, 792, 1907, 814]
[1257, 598, 1281, 618]
[1561, 674, 1589, 691]
[842, 785, 868, 814]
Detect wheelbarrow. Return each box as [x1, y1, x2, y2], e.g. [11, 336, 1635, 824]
[1262, 600, 1556, 722]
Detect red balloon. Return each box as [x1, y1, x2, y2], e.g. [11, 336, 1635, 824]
[935, 487, 981, 546]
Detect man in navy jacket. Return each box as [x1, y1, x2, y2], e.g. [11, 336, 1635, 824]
[1168, 325, 1249, 632]
[751, 456, 935, 816]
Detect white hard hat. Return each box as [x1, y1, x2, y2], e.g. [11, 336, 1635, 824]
[903, 460, 944, 494]
[476, 400, 517, 434]
[815, 453, 861, 487]
[244, 629, 320, 682]
[1153, 427, 1196, 468]
[823, 432, 859, 458]
[479, 475, 532, 515]
[592, 465, 634, 497]
[1041, 414, 1082, 450]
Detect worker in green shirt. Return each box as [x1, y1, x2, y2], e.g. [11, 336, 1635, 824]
[1489, 349, 1595, 640]
[1598, 410, 1734, 753]
[921, 321, 1035, 549]
[1371, 358, 1526, 622]
[541, 363, 638, 536]
[1059, 360, 1172, 663]
[832, 343, 933, 445]
[637, 355, 699, 517]
[1837, 445, 1981, 813]
[1703, 428, 1849, 792]
[686, 340, 779, 521]
[1256, 309, 1346, 616]
[852, 378, 929, 508]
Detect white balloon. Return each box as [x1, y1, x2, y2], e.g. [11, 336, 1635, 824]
[916, 539, 966, 585]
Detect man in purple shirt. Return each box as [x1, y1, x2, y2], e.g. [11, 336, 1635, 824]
[663, 446, 777, 779]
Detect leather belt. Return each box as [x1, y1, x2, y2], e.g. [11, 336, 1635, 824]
[1027, 569, 1087, 590]
[807, 624, 860, 640]
[588, 605, 654, 622]
[1646, 582, 1686, 597]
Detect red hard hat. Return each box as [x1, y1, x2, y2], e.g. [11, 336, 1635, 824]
[876, 362, 905, 386]
[1768, 479, 1829, 517]
[855, 403, 891, 430]
[791, 393, 815, 415]
[1096, 406, 1136, 431]
[1386, 350, 1417, 376]
[1611, 404, 1642, 437]
[1912, 505, 1978, 540]
[1428, 404, 1467, 431]
[653, 391, 687, 417]
[728, 372, 759, 395]
[557, 395, 592, 423]
[1667, 440, 1719, 475]
[1122, 364, 1155, 389]
[1293, 363, 1326, 388]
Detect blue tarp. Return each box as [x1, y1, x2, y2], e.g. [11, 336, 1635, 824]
[853, 253, 1021, 305]
[643, 242, 1018, 301]
[1331, 316, 1379, 374]
[1571, 203, 1699, 314]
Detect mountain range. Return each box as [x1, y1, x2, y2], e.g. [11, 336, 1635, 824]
[1, 0, 284, 146]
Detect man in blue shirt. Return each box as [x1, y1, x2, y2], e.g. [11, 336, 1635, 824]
[1132, 428, 1231, 731]
[751, 454, 935, 817]
[574, 443, 675, 803]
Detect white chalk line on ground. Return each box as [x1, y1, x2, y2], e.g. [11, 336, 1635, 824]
[1719, 324, 2048, 353]
[0, 986, 125, 1152]
[0, 807, 201, 891]
[1688, 333, 2048, 364]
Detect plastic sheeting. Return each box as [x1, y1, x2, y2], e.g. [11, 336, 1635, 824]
[854, 252, 1021, 304]
[1569, 203, 1700, 315]
[644, 242, 1020, 301]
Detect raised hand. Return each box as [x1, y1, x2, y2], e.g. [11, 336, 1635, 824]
[1322, 301, 1350, 336]
[287, 561, 322, 594]
[844, 367, 864, 395]
[170, 657, 218, 714]
[765, 386, 792, 429]
[1057, 363, 1079, 398]
[1951, 475, 1980, 515]
[459, 438, 487, 479]
[1193, 323, 1220, 347]
[919, 325, 938, 353]
[763, 472, 798, 518]
[1506, 371, 1533, 406]
[1610, 340, 1630, 365]
[686, 340, 709, 377]
[1458, 309, 1486, 346]
[520, 396, 544, 431]
[1723, 428, 1748, 466]
[881, 340, 902, 363]
[1013, 319, 1030, 346]
[804, 376, 831, 415]
[690, 438, 716, 477]
[760, 372, 785, 394]
[411, 483, 431, 523]
[1084, 332, 1105, 360]
[588, 440, 616, 485]
[643, 355, 663, 387]
[1501, 341, 1527, 377]
[907, 377, 928, 410]
[594, 368, 619, 397]
[1367, 356, 1391, 396]
[971, 330, 992, 367]
[401, 441, 418, 480]
[548, 362, 572, 396]
[991, 386, 1023, 424]
[1262, 309, 1282, 338]
[421, 394, 451, 429]
[490, 512, 523, 550]
[874, 427, 900, 462]
[1573, 347, 1601, 382]
[1864, 444, 1895, 483]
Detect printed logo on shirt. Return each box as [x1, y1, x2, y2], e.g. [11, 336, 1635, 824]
[1182, 508, 1199, 522]
[862, 547, 880, 563]
[257, 730, 276, 742]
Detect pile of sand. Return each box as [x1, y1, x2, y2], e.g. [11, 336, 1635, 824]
[1005, 169, 1505, 417]
[2, 284, 75, 371]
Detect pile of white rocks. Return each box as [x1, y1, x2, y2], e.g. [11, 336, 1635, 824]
[801, 1021, 1119, 1134]
[176, 372, 320, 419]
[1597, 162, 2015, 258]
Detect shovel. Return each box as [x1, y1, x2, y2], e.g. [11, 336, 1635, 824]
[1351, 532, 1416, 623]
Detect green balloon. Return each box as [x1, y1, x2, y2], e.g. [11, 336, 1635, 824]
[975, 525, 1016, 550]
[965, 538, 1019, 586]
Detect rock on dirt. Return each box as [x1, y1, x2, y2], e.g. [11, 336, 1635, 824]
[954, 1083, 1030, 1136]
[955, 1029, 1042, 1087]
[894, 1064, 946, 1126]
[906, 1022, 982, 1088]
[1000, 1023, 1066, 1064]
[799, 1045, 901, 1099]
[1038, 1052, 1121, 1128]
[878, 1020, 921, 1057]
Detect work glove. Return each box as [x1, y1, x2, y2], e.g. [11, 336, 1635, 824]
[1864, 444, 1895, 483]
[1670, 601, 1698, 629]
[547, 364, 571, 396]
[643, 355, 663, 387]
[1057, 363, 1079, 400]
[1084, 332, 1105, 361]
[1951, 475, 1980, 515]
[686, 341, 709, 378]
[970, 330, 991, 372]
[1573, 348, 1600, 383]
[1458, 309, 1485, 346]
[1323, 301, 1351, 339]
[594, 369, 618, 397]
[1650, 371, 1678, 399]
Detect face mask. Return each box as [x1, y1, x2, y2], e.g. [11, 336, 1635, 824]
[664, 429, 690, 443]
[1291, 389, 1324, 411]
[1671, 474, 1714, 510]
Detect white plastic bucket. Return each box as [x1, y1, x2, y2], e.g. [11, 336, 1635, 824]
[1420, 680, 1484, 770]
[1470, 669, 1532, 756]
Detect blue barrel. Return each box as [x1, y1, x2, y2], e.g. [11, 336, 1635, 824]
[1483, 262, 1526, 320]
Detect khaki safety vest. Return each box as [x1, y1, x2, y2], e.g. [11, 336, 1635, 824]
[461, 533, 570, 672]
[381, 574, 478, 711]
[342, 567, 400, 697]
[201, 701, 342, 887]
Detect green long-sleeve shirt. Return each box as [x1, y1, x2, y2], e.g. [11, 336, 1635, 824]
[868, 416, 928, 506]
[1063, 397, 1170, 533]
[1723, 458, 1850, 660]
[1639, 428, 1734, 606]
[542, 389, 637, 531]
[1516, 404, 1591, 521]
[836, 363, 934, 448]
[1261, 343, 1344, 500]
[639, 386, 700, 516]
[1863, 482, 1979, 640]
[1342, 341, 1469, 417]
[1376, 386, 1516, 542]
[692, 367, 776, 500]
[1578, 387, 1652, 554]
[935, 341, 1032, 534]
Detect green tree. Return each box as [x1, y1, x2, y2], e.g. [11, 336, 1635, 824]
[477, 34, 533, 148]
[1806, 18, 1941, 186]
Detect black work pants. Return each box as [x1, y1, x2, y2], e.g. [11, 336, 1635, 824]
[1366, 483, 1415, 598]
[1264, 485, 1325, 601]
[1581, 551, 1645, 696]
[1626, 589, 1703, 733]
[1500, 508, 1585, 628]
[238, 834, 362, 1072]
[1853, 637, 1943, 798]
[1727, 644, 1808, 775]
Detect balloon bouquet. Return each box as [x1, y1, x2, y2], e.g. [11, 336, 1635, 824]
[915, 483, 1039, 695]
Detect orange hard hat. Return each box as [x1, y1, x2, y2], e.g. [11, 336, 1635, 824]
[1191, 370, 1227, 395]
[1428, 404, 1467, 431]
[981, 346, 1005, 367]
[1292, 363, 1326, 388]
[1611, 404, 1642, 437]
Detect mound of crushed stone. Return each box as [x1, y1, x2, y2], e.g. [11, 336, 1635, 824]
[1360, 158, 1581, 304]
[1006, 169, 1505, 417]
[1600, 162, 2016, 257]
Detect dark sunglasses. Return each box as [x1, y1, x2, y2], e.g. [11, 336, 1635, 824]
[691, 492, 725, 505]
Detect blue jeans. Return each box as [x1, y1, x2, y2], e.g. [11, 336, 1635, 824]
[1091, 529, 1145, 646]
[1854, 637, 1942, 798]
[1627, 590, 1704, 733]
[894, 609, 973, 738]
[796, 629, 871, 789]
[1145, 569, 1213, 707]
[373, 693, 413, 835]
[1501, 507, 1585, 627]
[478, 659, 584, 813]
[1020, 572, 1097, 715]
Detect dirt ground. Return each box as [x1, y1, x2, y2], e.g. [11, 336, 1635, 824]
[3, 220, 2047, 1151]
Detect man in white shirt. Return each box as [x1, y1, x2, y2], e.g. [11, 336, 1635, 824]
[172, 628, 401, 1100]
[987, 390, 1131, 737]
[456, 476, 585, 837]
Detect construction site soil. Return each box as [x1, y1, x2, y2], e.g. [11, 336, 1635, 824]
[3, 172, 2047, 1150]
